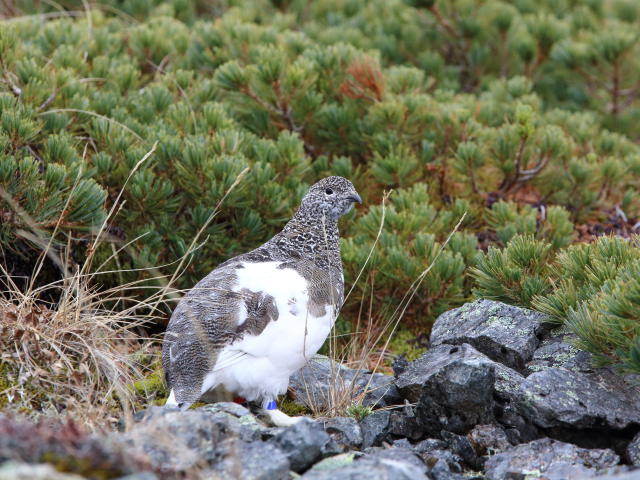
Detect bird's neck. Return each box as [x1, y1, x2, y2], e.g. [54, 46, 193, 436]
[277, 208, 342, 269]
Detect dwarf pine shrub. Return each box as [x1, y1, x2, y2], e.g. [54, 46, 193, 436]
[341, 183, 479, 326]
[1, 0, 640, 338]
[474, 234, 640, 374]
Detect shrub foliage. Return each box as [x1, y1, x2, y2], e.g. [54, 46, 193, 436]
[1, 0, 640, 372]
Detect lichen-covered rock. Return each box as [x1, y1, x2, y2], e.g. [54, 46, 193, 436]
[360, 410, 391, 449]
[484, 438, 619, 480]
[396, 343, 497, 435]
[322, 417, 363, 450]
[267, 418, 331, 472]
[526, 329, 595, 374]
[430, 300, 547, 372]
[516, 367, 640, 432]
[302, 448, 428, 480]
[290, 356, 402, 410]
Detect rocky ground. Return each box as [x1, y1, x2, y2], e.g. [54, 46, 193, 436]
[1, 300, 639, 479]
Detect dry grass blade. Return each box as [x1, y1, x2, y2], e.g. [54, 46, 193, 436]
[0, 149, 256, 430]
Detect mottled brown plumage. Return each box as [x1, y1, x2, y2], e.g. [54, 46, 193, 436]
[162, 177, 361, 421]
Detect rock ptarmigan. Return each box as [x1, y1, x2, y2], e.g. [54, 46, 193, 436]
[162, 176, 361, 426]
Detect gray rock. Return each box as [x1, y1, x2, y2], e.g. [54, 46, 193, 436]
[484, 438, 620, 480]
[441, 431, 479, 469]
[132, 403, 268, 444]
[290, 355, 402, 410]
[412, 438, 448, 454]
[517, 367, 640, 432]
[322, 417, 363, 450]
[0, 462, 87, 480]
[320, 437, 343, 458]
[118, 408, 231, 472]
[366, 447, 427, 472]
[397, 344, 497, 434]
[360, 410, 391, 448]
[412, 438, 465, 478]
[392, 438, 413, 449]
[428, 465, 468, 480]
[302, 453, 361, 478]
[419, 448, 464, 476]
[117, 405, 288, 476]
[302, 448, 428, 480]
[467, 424, 511, 457]
[430, 300, 547, 372]
[493, 402, 540, 444]
[267, 418, 331, 472]
[627, 432, 640, 466]
[115, 474, 159, 480]
[388, 409, 424, 441]
[393, 355, 410, 377]
[396, 343, 524, 406]
[209, 438, 290, 480]
[593, 470, 640, 480]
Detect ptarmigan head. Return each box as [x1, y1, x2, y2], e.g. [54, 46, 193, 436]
[301, 176, 362, 221]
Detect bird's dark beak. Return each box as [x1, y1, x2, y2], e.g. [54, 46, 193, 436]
[348, 192, 362, 204]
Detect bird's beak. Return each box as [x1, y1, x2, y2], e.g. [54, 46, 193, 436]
[348, 192, 362, 204]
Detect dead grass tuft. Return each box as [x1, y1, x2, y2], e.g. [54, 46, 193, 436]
[0, 147, 250, 429]
[0, 265, 161, 429]
[0, 142, 173, 430]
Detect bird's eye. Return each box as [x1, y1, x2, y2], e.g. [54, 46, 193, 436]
[325, 188, 334, 195]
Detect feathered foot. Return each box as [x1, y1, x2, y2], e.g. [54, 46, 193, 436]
[261, 408, 304, 427]
[260, 399, 304, 427]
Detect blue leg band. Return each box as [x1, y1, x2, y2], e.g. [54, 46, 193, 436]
[265, 400, 277, 411]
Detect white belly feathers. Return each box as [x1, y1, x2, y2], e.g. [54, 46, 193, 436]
[200, 261, 336, 399]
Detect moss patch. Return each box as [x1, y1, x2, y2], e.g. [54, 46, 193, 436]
[279, 395, 312, 416]
[388, 330, 428, 362]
